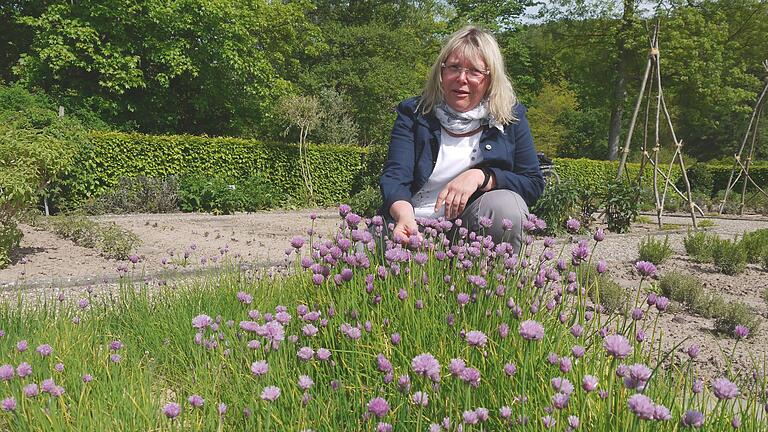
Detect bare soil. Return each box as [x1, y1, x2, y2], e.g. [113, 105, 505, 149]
[2, 209, 768, 382]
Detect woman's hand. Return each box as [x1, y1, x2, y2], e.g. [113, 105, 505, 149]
[435, 169, 485, 219]
[389, 200, 422, 244]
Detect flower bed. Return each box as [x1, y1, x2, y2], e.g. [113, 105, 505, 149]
[0, 208, 765, 430]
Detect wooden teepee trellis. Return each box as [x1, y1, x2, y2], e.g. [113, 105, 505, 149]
[616, 24, 700, 229]
[718, 60, 768, 215]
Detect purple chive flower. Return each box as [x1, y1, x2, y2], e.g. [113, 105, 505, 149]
[16, 340, 28, 352]
[36, 344, 52, 357]
[655, 404, 672, 421]
[655, 296, 670, 311]
[192, 314, 213, 329]
[83, 374, 93, 383]
[459, 367, 481, 387]
[0, 365, 13, 381]
[78, 298, 90, 309]
[109, 340, 123, 351]
[218, 403, 227, 416]
[298, 375, 314, 390]
[250, 360, 269, 377]
[465, 330, 488, 347]
[367, 397, 389, 418]
[376, 422, 393, 432]
[566, 218, 580, 232]
[731, 416, 741, 429]
[316, 348, 331, 361]
[594, 228, 605, 242]
[631, 307, 644, 320]
[734, 325, 749, 339]
[635, 261, 657, 277]
[463, 410, 479, 425]
[457, 293, 470, 306]
[290, 236, 305, 249]
[712, 377, 739, 400]
[377, 354, 393, 373]
[260, 386, 281, 402]
[519, 320, 544, 341]
[391, 333, 401, 345]
[681, 410, 705, 428]
[687, 344, 700, 359]
[551, 377, 574, 395]
[603, 334, 633, 359]
[110, 354, 121, 363]
[54, 363, 65, 372]
[582, 375, 599, 392]
[628, 394, 656, 420]
[163, 402, 181, 419]
[596, 259, 608, 274]
[552, 393, 569, 409]
[188, 394, 204, 408]
[449, 358, 466, 376]
[23, 383, 39, 398]
[542, 415, 556, 429]
[412, 391, 429, 407]
[1, 397, 17, 412]
[692, 379, 704, 394]
[297, 346, 314, 361]
[412, 353, 441, 382]
[503, 362, 517, 377]
[572, 345, 586, 358]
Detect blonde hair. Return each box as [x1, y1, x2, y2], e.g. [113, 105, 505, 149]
[420, 26, 518, 124]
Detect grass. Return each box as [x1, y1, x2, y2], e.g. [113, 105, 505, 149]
[1, 214, 767, 431]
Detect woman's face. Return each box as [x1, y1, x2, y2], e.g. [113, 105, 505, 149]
[440, 51, 490, 113]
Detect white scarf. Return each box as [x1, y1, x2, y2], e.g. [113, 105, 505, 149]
[434, 100, 503, 135]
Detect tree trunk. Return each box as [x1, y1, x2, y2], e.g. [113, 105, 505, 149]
[608, 0, 636, 161]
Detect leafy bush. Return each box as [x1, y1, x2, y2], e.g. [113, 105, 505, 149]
[683, 163, 714, 196]
[42, 214, 141, 260]
[697, 219, 716, 228]
[589, 275, 628, 313]
[638, 235, 673, 265]
[179, 176, 243, 215]
[348, 185, 381, 218]
[83, 176, 180, 215]
[683, 230, 719, 263]
[0, 85, 85, 267]
[604, 180, 640, 233]
[713, 302, 761, 338]
[712, 238, 747, 275]
[659, 271, 728, 319]
[741, 228, 768, 264]
[530, 180, 579, 235]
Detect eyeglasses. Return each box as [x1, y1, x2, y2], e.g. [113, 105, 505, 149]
[441, 62, 489, 81]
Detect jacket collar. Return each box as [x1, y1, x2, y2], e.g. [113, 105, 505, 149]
[419, 112, 501, 142]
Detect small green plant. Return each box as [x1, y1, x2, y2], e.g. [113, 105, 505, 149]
[697, 219, 716, 228]
[638, 235, 674, 265]
[713, 302, 761, 338]
[40, 214, 140, 260]
[530, 180, 580, 235]
[589, 275, 628, 313]
[0, 222, 23, 268]
[603, 180, 640, 233]
[348, 185, 381, 218]
[741, 228, 768, 264]
[712, 238, 748, 275]
[635, 215, 653, 224]
[658, 271, 727, 318]
[683, 230, 719, 263]
[661, 223, 682, 231]
[83, 176, 180, 215]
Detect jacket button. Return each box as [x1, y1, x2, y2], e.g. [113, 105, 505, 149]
[485, 144, 492, 150]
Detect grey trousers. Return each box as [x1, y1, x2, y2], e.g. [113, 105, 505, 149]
[457, 190, 529, 252]
[373, 190, 529, 253]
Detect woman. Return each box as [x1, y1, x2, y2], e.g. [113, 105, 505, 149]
[379, 26, 545, 251]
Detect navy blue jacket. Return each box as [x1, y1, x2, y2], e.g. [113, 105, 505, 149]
[379, 97, 545, 218]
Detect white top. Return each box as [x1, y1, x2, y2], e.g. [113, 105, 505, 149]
[412, 128, 483, 218]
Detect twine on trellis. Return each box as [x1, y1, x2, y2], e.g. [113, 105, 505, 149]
[718, 59, 768, 215]
[616, 22, 700, 229]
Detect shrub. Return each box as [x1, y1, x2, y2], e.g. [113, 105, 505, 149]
[83, 176, 180, 215]
[741, 228, 768, 264]
[697, 219, 716, 228]
[40, 214, 141, 260]
[178, 175, 243, 215]
[241, 173, 286, 211]
[713, 302, 761, 338]
[683, 230, 719, 263]
[530, 180, 580, 235]
[589, 275, 628, 313]
[348, 185, 381, 218]
[0, 222, 23, 268]
[604, 180, 640, 233]
[658, 272, 729, 319]
[683, 163, 714, 196]
[638, 235, 673, 265]
[712, 238, 748, 275]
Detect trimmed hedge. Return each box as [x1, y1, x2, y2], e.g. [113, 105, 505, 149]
[552, 158, 682, 195]
[54, 132, 368, 208]
[707, 163, 768, 194]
